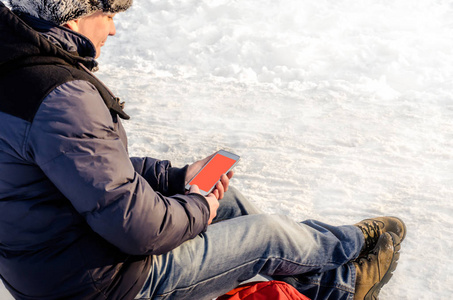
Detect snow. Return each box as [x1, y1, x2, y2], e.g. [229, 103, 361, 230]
[2, 0, 453, 299]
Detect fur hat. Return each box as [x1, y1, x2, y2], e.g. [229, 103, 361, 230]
[8, 0, 133, 25]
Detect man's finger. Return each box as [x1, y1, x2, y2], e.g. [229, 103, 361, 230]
[189, 184, 200, 194]
[215, 181, 224, 199]
[220, 174, 229, 193]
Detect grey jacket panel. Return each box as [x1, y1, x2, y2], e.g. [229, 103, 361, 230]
[27, 80, 210, 255]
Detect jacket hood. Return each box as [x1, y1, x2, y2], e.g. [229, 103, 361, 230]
[0, 2, 97, 72]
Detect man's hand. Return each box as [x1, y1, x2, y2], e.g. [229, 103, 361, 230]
[187, 171, 234, 224]
[188, 184, 219, 224]
[185, 154, 214, 186]
[210, 172, 234, 200]
[186, 154, 234, 200]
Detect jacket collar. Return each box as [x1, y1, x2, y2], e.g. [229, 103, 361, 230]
[18, 12, 99, 71]
[0, 3, 129, 119]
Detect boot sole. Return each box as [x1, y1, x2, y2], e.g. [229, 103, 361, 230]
[363, 233, 401, 300]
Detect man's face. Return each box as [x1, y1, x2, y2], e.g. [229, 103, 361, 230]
[77, 11, 116, 59]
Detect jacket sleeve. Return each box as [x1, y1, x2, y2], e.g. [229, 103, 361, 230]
[129, 156, 188, 196]
[26, 80, 210, 255]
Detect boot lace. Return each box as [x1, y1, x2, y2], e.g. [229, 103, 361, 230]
[357, 250, 378, 266]
[358, 221, 382, 253]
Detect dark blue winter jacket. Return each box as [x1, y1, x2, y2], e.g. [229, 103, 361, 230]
[0, 3, 210, 299]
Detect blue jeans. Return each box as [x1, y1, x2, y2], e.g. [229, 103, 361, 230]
[135, 187, 363, 300]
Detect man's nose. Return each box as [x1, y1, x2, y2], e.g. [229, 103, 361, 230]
[110, 22, 116, 36]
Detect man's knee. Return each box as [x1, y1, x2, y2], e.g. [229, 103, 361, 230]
[223, 186, 261, 215]
[246, 214, 296, 237]
[248, 214, 326, 251]
[223, 186, 244, 203]
[216, 187, 260, 221]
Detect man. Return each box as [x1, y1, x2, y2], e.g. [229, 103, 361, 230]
[0, 1, 406, 299]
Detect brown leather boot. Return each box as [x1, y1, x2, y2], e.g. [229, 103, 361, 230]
[355, 216, 406, 255]
[353, 232, 401, 300]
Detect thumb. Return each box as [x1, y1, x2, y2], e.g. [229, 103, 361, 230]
[189, 184, 201, 194]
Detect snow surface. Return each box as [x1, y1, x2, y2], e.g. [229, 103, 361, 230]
[2, 0, 453, 299]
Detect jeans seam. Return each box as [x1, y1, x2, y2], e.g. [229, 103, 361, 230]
[291, 261, 356, 294]
[348, 261, 357, 299]
[294, 277, 355, 294]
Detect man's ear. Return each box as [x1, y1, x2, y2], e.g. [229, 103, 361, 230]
[63, 19, 80, 32]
